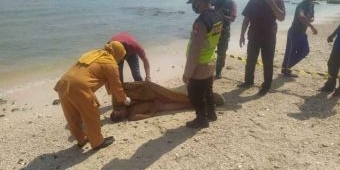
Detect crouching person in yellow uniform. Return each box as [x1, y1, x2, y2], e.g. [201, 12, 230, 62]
[54, 41, 131, 151]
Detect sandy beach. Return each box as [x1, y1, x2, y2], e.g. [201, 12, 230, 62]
[1, 14, 340, 170]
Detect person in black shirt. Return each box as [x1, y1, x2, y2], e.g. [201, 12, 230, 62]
[238, 0, 286, 95]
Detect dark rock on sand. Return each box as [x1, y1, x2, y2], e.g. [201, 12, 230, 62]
[52, 99, 61, 105]
[0, 98, 7, 105]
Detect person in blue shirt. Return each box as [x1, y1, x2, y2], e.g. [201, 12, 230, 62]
[319, 25, 340, 96]
[281, 0, 318, 77]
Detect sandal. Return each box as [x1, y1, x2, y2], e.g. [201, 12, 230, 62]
[92, 136, 115, 151]
[76, 138, 89, 149]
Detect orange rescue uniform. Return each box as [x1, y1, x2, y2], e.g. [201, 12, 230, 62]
[54, 45, 127, 148]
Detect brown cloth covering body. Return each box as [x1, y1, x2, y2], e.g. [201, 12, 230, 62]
[113, 81, 225, 121]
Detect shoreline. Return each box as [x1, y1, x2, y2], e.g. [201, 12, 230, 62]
[0, 7, 339, 93]
[1, 10, 340, 170]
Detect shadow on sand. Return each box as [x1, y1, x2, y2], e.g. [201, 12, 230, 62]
[219, 75, 296, 111]
[287, 91, 339, 120]
[21, 145, 96, 170]
[102, 126, 198, 170]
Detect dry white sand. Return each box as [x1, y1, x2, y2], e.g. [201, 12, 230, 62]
[1, 17, 340, 170]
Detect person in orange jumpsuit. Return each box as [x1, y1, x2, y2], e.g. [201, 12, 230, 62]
[54, 41, 131, 150]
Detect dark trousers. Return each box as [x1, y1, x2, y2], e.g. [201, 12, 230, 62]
[118, 54, 143, 82]
[324, 47, 340, 88]
[187, 76, 214, 119]
[281, 29, 309, 72]
[245, 36, 276, 89]
[216, 27, 230, 76]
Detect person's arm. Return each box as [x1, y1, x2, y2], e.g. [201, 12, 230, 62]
[297, 9, 318, 35]
[327, 25, 340, 43]
[183, 21, 207, 84]
[103, 64, 130, 105]
[135, 46, 151, 81]
[265, 0, 285, 21]
[239, 17, 249, 48]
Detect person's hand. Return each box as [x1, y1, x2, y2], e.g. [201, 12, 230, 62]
[145, 76, 151, 82]
[239, 36, 245, 48]
[182, 75, 189, 84]
[124, 97, 131, 106]
[311, 27, 318, 35]
[327, 35, 334, 43]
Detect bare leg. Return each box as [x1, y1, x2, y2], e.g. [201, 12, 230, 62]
[127, 100, 192, 121]
[127, 102, 154, 121]
[154, 100, 192, 112]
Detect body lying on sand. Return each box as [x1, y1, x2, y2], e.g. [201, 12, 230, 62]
[110, 81, 225, 121]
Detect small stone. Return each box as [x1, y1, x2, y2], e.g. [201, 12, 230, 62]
[52, 99, 61, 105]
[167, 139, 173, 144]
[193, 138, 199, 142]
[123, 138, 128, 142]
[17, 159, 25, 165]
[217, 111, 223, 115]
[28, 121, 33, 124]
[0, 114, 5, 118]
[171, 65, 175, 68]
[249, 130, 255, 133]
[133, 125, 138, 128]
[2, 108, 5, 112]
[226, 66, 233, 70]
[274, 165, 282, 168]
[321, 143, 329, 147]
[0, 98, 7, 105]
[11, 108, 19, 112]
[144, 120, 148, 124]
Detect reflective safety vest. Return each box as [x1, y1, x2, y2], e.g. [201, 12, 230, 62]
[198, 22, 223, 64]
[187, 10, 223, 64]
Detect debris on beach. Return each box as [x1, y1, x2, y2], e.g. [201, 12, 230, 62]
[0, 98, 7, 105]
[11, 108, 19, 112]
[52, 99, 61, 105]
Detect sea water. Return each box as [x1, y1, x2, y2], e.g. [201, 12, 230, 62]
[0, 0, 339, 90]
